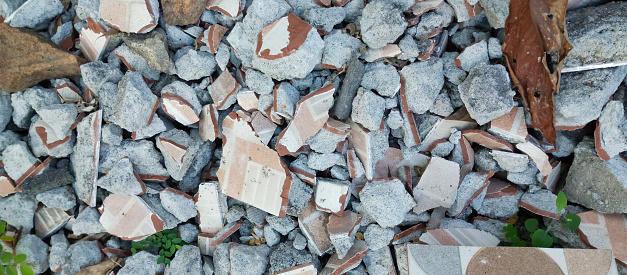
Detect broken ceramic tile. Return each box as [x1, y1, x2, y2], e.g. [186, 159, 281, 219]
[250, 111, 277, 145]
[274, 262, 317, 275]
[276, 84, 335, 156]
[419, 228, 500, 246]
[577, 210, 627, 267]
[0, 174, 16, 197]
[199, 104, 220, 142]
[99, 193, 164, 240]
[519, 189, 561, 220]
[70, 110, 102, 207]
[217, 112, 291, 217]
[308, 118, 352, 154]
[100, 0, 158, 33]
[347, 120, 389, 180]
[488, 106, 528, 144]
[209, 70, 240, 110]
[327, 211, 362, 259]
[198, 24, 229, 54]
[419, 107, 478, 151]
[516, 141, 552, 177]
[161, 81, 202, 126]
[236, 90, 259, 112]
[540, 160, 561, 191]
[96, 157, 146, 195]
[314, 178, 350, 216]
[256, 13, 312, 61]
[34, 207, 71, 238]
[462, 129, 514, 152]
[448, 171, 493, 218]
[207, 0, 242, 17]
[79, 18, 112, 62]
[298, 198, 332, 256]
[53, 80, 83, 104]
[373, 147, 403, 179]
[195, 181, 228, 234]
[363, 44, 402, 63]
[413, 156, 460, 214]
[319, 239, 368, 275]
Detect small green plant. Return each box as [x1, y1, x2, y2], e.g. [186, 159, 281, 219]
[0, 221, 33, 275]
[131, 229, 186, 265]
[503, 191, 582, 248]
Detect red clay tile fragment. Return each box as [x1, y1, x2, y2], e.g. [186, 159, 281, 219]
[209, 70, 240, 110]
[207, 0, 242, 17]
[577, 211, 627, 267]
[516, 141, 552, 177]
[540, 159, 561, 191]
[199, 104, 220, 142]
[256, 13, 312, 60]
[420, 107, 478, 151]
[162, 93, 200, 126]
[100, 0, 157, 33]
[319, 240, 368, 275]
[392, 223, 426, 244]
[197, 219, 243, 255]
[195, 181, 227, 234]
[157, 138, 187, 164]
[331, 0, 349, 6]
[99, 194, 164, 241]
[276, 84, 335, 156]
[374, 147, 403, 179]
[197, 24, 229, 54]
[419, 228, 500, 246]
[250, 111, 277, 145]
[236, 90, 259, 112]
[298, 198, 332, 256]
[313, 0, 331, 6]
[79, 18, 111, 62]
[364, 44, 402, 63]
[462, 129, 514, 152]
[34, 119, 72, 150]
[54, 81, 83, 104]
[0, 174, 16, 197]
[314, 178, 350, 216]
[274, 262, 317, 275]
[488, 106, 528, 143]
[217, 112, 292, 217]
[347, 120, 388, 180]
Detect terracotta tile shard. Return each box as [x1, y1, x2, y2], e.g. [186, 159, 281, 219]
[406, 244, 618, 274]
[413, 156, 460, 214]
[209, 70, 240, 110]
[197, 24, 229, 54]
[34, 119, 72, 150]
[158, 138, 187, 164]
[346, 149, 364, 179]
[516, 142, 552, 177]
[162, 93, 200, 126]
[0, 23, 85, 93]
[72, 110, 102, 207]
[274, 262, 317, 275]
[100, 0, 157, 33]
[462, 130, 514, 152]
[540, 159, 561, 191]
[327, 211, 363, 259]
[374, 147, 403, 179]
[419, 228, 500, 246]
[488, 107, 528, 144]
[79, 18, 111, 62]
[197, 220, 243, 255]
[595, 120, 611, 161]
[0, 175, 16, 197]
[54, 82, 83, 103]
[363, 44, 402, 63]
[412, 0, 444, 16]
[313, 0, 331, 6]
[276, 84, 335, 156]
[256, 13, 313, 60]
[250, 111, 277, 145]
[419, 107, 478, 151]
[236, 90, 259, 112]
[502, 0, 572, 145]
[314, 178, 350, 216]
[195, 181, 227, 234]
[207, 0, 242, 17]
[34, 207, 71, 238]
[217, 112, 292, 217]
[199, 104, 220, 142]
[99, 194, 164, 241]
[299, 199, 332, 256]
[577, 210, 627, 267]
[331, 0, 349, 6]
[484, 178, 518, 199]
[319, 240, 368, 275]
[392, 223, 426, 244]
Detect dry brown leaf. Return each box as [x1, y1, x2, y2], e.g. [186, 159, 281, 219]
[502, 0, 572, 144]
[76, 257, 121, 275]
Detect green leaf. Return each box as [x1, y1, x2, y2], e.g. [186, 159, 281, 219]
[157, 242, 162, 248]
[165, 251, 172, 257]
[525, 219, 539, 233]
[131, 248, 137, 254]
[167, 233, 177, 239]
[157, 255, 164, 264]
[165, 258, 171, 265]
[170, 245, 175, 254]
[131, 242, 142, 249]
[0, 243, 3, 251]
[161, 236, 167, 243]
[565, 214, 581, 231]
[156, 232, 163, 237]
[503, 224, 517, 239]
[172, 238, 182, 244]
[0, 236, 14, 242]
[531, 229, 553, 248]
[556, 191, 567, 214]
[175, 245, 182, 250]
[164, 241, 171, 249]
[6, 265, 16, 275]
[511, 236, 526, 247]
[19, 264, 34, 275]
[0, 264, 4, 275]
[159, 250, 165, 256]
[0, 252, 12, 263]
[0, 221, 6, 235]
[13, 254, 26, 264]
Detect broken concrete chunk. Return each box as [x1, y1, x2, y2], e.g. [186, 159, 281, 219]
[161, 187, 197, 222]
[302, 6, 346, 32]
[490, 150, 529, 173]
[400, 58, 444, 114]
[72, 206, 106, 236]
[99, 193, 164, 240]
[100, 0, 158, 33]
[448, 171, 493, 217]
[455, 40, 489, 72]
[48, 232, 68, 272]
[114, 72, 158, 131]
[209, 70, 240, 110]
[314, 178, 350, 216]
[351, 88, 385, 131]
[308, 152, 346, 171]
[70, 110, 102, 207]
[347, 120, 389, 180]
[333, 55, 365, 120]
[123, 28, 175, 73]
[519, 189, 561, 220]
[195, 181, 227, 234]
[217, 112, 291, 217]
[308, 118, 351, 154]
[414, 156, 460, 214]
[289, 154, 316, 186]
[245, 69, 274, 95]
[327, 211, 362, 259]
[276, 84, 335, 155]
[458, 63, 515, 125]
[101, 124, 123, 146]
[410, 2, 454, 39]
[162, 81, 202, 125]
[0, 192, 36, 232]
[61, 240, 103, 274]
[476, 178, 521, 219]
[563, 137, 627, 213]
[198, 25, 229, 55]
[174, 46, 217, 81]
[479, 0, 508, 28]
[117, 251, 164, 275]
[156, 129, 201, 181]
[97, 157, 146, 195]
[596, 101, 627, 161]
[487, 37, 503, 59]
[15, 234, 49, 274]
[166, 245, 202, 274]
[360, 179, 416, 228]
[321, 30, 364, 70]
[364, 224, 394, 251]
[359, 0, 406, 49]
[5, 0, 62, 30]
[1, 140, 40, 184]
[36, 185, 76, 211]
[114, 44, 161, 83]
[272, 82, 300, 121]
[319, 239, 368, 275]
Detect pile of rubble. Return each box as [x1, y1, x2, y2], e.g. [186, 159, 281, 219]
[0, 0, 626, 274]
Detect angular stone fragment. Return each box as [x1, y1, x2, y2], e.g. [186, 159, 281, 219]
[360, 179, 416, 228]
[195, 181, 227, 234]
[563, 138, 627, 213]
[488, 106, 528, 144]
[272, 82, 300, 121]
[458, 63, 515, 125]
[455, 40, 489, 71]
[174, 46, 217, 81]
[400, 58, 444, 114]
[156, 129, 201, 181]
[123, 28, 175, 73]
[1, 140, 41, 185]
[70, 110, 102, 207]
[448, 171, 493, 217]
[114, 72, 158, 131]
[314, 178, 350, 216]
[198, 24, 229, 54]
[519, 189, 561, 220]
[161, 81, 202, 126]
[0, 23, 85, 93]
[276, 84, 335, 155]
[97, 157, 146, 195]
[114, 44, 161, 83]
[117, 251, 164, 275]
[308, 118, 351, 154]
[319, 240, 368, 275]
[359, 0, 406, 49]
[298, 199, 332, 256]
[100, 140, 169, 181]
[413, 156, 460, 214]
[160, 187, 196, 221]
[100, 0, 159, 33]
[333, 55, 365, 120]
[209, 70, 240, 110]
[419, 108, 478, 151]
[99, 193, 164, 240]
[596, 101, 627, 161]
[320, 30, 363, 70]
[490, 150, 529, 173]
[217, 112, 291, 217]
[162, 0, 207, 26]
[327, 211, 362, 259]
[347, 120, 389, 180]
[351, 88, 385, 132]
[61, 240, 103, 274]
[197, 220, 242, 255]
[0, 192, 36, 231]
[476, 178, 521, 219]
[479, 0, 509, 28]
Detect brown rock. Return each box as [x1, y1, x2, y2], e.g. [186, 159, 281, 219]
[161, 0, 208, 26]
[0, 23, 85, 93]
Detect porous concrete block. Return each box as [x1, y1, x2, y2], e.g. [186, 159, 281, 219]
[487, 37, 503, 59]
[321, 30, 364, 70]
[359, 179, 416, 228]
[160, 188, 197, 221]
[245, 69, 274, 95]
[61, 240, 103, 274]
[361, 62, 401, 98]
[117, 251, 165, 275]
[400, 58, 444, 114]
[114, 71, 158, 131]
[174, 46, 217, 81]
[351, 88, 385, 131]
[230, 244, 270, 275]
[101, 124, 123, 145]
[155, 129, 201, 181]
[16, 234, 49, 274]
[364, 224, 394, 251]
[48, 232, 68, 272]
[71, 207, 106, 236]
[36, 185, 76, 211]
[360, 0, 407, 49]
[166, 245, 202, 274]
[458, 63, 515, 125]
[6, 0, 63, 30]
[302, 6, 346, 32]
[96, 157, 146, 195]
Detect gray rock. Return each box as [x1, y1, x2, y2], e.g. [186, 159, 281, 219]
[363, 246, 395, 275]
[555, 66, 627, 128]
[598, 101, 627, 159]
[431, 140, 454, 157]
[473, 218, 508, 242]
[166, 245, 202, 274]
[1, 140, 38, 182]
[114, 71, 158, 131]
[359, 179, 416, 228]
[174, 47, 217, 81]
[75, 0, 100, 21]
[133, 114, 169, 141]
[160, 189, 197, 221]
[563, 137, 627, 213]
[97, 158, 145, 195]
[29, 115, 75, 158]
[321, 30, 364, 70]
[179, 223, 199, 244]
[114, 44, 161, 82]
[245, 69, 274, 95]
[333, 55, 365, 120]
[267, 215, 296, 235]
[268, 242, 316, 274]
[400, 58, 444, 114]
[36, 104, 77, 140]
[302, 7, 346, 32]
[101, 124, 123, 146]
[123, 28, 175, 73]
[71, 207, 106, 236]
[141, 192, 182, 230]
[36, 185, 76, 211]
[364, 224, 394, 250]
[293, 233, 307, 250]
[16, 234, 49, 274]
[272, 82, 299, 120]
[554, 127, 590, 158]
[0, 192, 36, 231]
[307, 152, 346, 171]
[0, 91, 12, 133]
[0, 0, 26, 19]
[562, 2, 627, 71]
[448, 172, 491, 217]
[398, 35, 419, 61]
[213, 243, 230, 275]
[477, 186, 522, 219]
[490, 151, 529, 173]
[99, 140, 169, 179]
[506, 162, 540, 186]
[479, 0, 509, 28]
[202, 256, 215, 275]
[360, 0, 407, 49]
[49, 232, 69, 272]
[155, 129, 201, 181]
[118, 251, 165, 275]
[286, 172, 313, 217]
[520, 189, 560, 216]
[429, 91, 454, 117]
[215, 43, 230, 71]
[361, 62, 401, 98]
[6, 0, 63, 30]
[80, 61, 124, 93]
[61, 241, 103, 275]
[487, 37, 503, 59]
[458, 63, 515, 125]
[230, 244, 270, 275]
[0, 130, 20, 153]
[264, 225, 281, 247]
[21, 168, 74, 196]
[12, 87, 61, 129]
[351, 88, 385, 131]
[409, 3, 454, 39]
